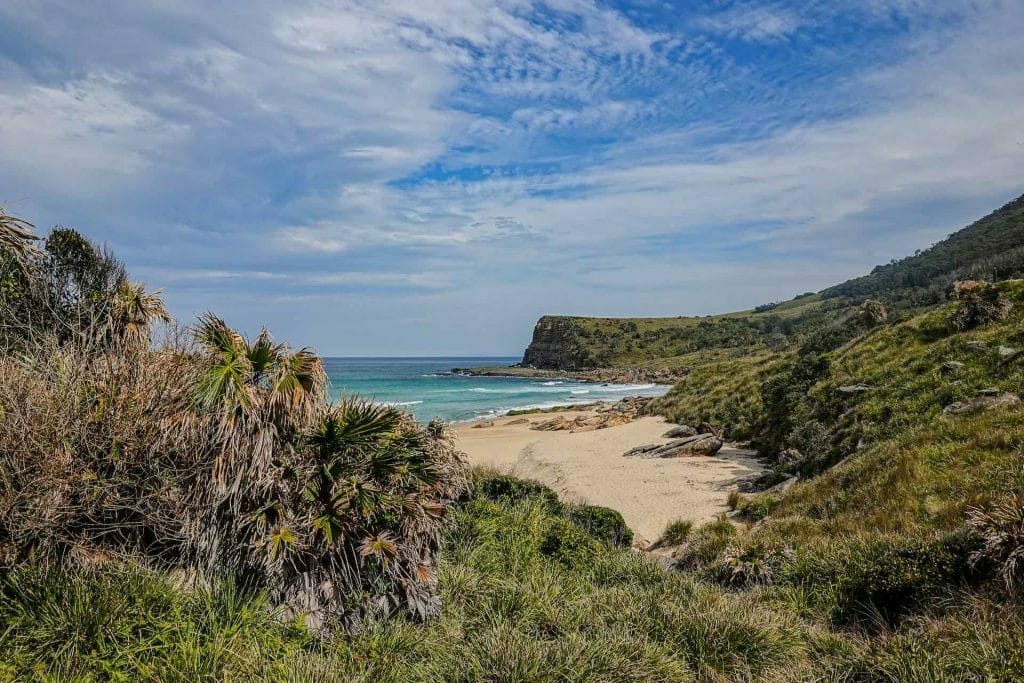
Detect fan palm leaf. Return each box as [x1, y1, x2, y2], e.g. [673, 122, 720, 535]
[195, 313, 246, 357]
[111, 281, 170, 348]
[247, 328, 282, 379]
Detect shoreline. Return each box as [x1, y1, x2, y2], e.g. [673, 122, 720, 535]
[454, 407, 766, 546]
[449, 365, 689, 385]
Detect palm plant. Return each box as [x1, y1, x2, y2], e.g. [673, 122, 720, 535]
[110, 281, 171, 350]
[186, 316, 465, 630]
[0, 207, 40, 261]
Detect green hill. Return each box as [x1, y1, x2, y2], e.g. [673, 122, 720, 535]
[521, 192, 1024, 371]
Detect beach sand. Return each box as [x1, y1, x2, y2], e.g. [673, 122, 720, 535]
[455, 410, 766, 546]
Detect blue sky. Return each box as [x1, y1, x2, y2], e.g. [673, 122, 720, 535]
[1, 0, 1022, 355]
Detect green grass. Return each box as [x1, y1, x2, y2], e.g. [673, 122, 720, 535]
[652, 348, 792, 439]
[1, 498, 819, 682]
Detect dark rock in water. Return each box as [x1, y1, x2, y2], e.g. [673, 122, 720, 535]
[662, 425, 698, 438]
[837, 384, 874, 394]
[943, 390, 1020, 415]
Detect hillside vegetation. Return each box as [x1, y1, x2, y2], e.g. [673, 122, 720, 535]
[5, 193, 1024, 681]
[522, 193, 1024, 371]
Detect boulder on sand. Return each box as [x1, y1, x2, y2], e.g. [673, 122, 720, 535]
[625, 433, 723, 458]
[662, 425, 698, 438]
[623, 443, 661, 457]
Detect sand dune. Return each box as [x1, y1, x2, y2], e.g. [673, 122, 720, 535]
[455, 410, 765, 546]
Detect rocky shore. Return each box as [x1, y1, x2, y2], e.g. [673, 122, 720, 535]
[450, 365, 688, 384]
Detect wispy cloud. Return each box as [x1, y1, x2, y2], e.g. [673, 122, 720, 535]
[696, 7, 804, 43]
[0, 0, 1021, 354]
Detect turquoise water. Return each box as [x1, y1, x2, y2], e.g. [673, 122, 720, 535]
[324, 357, 669, 424]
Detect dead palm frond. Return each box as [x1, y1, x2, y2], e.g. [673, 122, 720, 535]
[0, 207, 40, 261]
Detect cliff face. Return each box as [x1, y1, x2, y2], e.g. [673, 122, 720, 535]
[521, 316, 594, 370]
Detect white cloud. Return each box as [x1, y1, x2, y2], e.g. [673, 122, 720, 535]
[697, 7, 803, 43]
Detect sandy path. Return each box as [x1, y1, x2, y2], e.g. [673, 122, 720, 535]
[455, 411, 765, 546]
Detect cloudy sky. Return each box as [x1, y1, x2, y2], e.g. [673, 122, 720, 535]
[1, 1, 1022, 355]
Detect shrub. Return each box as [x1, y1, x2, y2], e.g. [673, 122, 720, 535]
[569, 505, 634, 548]
[676, 518, 738, 569]
[660, 519, 694, 546]
[784, 534, 972, 626]
[0, 218, 469, 632]
[736, 494, 780, 521]
[967, 494, 1024, 588]
[717, 544, 791, 587]
[949, 280, 1012, 330]
[539, 518, 601, 569]
[475, 474, 562, 511]
[859, 299, 888, 327]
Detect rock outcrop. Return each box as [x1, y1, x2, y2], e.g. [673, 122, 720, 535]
[623, 433, 724, 458]
[663, 425, 698, 438]
[943, 388, 1020, 415]
[530, 397, 654, 433]
[522, 316, 593, 370]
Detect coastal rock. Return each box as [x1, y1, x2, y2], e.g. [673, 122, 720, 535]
[643, 434, 723, 458]
[533, 416, 569, 431]
[998, 345, 1018, 357]
[663, 425, 698, 438]
[472, 421, 495, 429]
[505, 417, 530, 426]
[697, 422, 718, 435]
[943, 389, 1020, 415]
[623, 443, 662, 457]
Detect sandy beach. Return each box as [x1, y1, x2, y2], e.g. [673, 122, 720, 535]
[455, 409, 766, 546]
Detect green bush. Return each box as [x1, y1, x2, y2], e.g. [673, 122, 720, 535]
[677, 518, 738, 569]
[569, 505, 634, 548]
[476, 474, 562, 511]
[539, 518, 601, 570]
[737, 494, 780, 521]
[783, 534, 974, 626]
[660, 519, 694, 546]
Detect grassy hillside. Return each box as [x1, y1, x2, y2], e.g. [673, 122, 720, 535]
[822, 193, 1024, 305]
[524, 192, 1024, 370]
[524, 295, 834, 369]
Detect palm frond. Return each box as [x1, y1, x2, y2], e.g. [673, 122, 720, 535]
[327, 400, 402, 449]
[0, 207, 40, 260]
[195, 313, 246, 356]
[247, 329, 282, 379]
[111, 281, 170, 348]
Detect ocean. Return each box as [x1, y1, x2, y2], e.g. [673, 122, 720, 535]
[323, 357, 669, 424]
